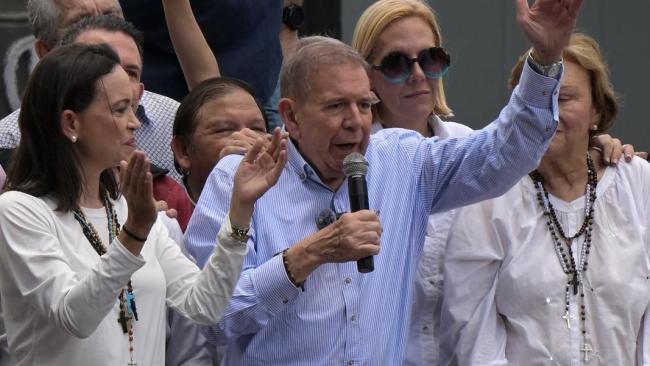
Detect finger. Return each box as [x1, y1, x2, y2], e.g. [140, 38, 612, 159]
[130, 154, 145, 196]
[353, 209, 383, 222]
[219, 146, 248, 159]
[357, 243, 381, 257]
[243, 138, 264, 164]
[119, 160, 128, 186]
[139, 158, 151, 197]
[622, 144, 634, 162]
[636, 151, 649, 160]
[122, 154, 138, 193]
[606, 138, 622, 166]
[268, 146, 288, 185]
[166, 208, 178, 219]
[568, 0, 583, 16]
[241, 128, 267, 139]
[234, 132, 261, 148]
[514, 0, 530, 22]
[155, 200, 169, 212]
[266, 128, 282, 157]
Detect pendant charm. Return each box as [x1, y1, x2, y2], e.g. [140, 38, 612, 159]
[581, 343, 593, 362]
[117, 310, 130, 334]
[126, 291, 139, 321]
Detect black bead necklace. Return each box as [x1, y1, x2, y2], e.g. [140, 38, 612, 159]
[530, 152, 597, 363]
[73, 193, 138, 365]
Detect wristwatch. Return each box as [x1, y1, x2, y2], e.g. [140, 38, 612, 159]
[527, 50, 562, 79]
[230, 225, 250, 243]
[282, 4, 305, 31]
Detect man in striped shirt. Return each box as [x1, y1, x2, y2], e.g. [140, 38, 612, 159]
[185, 1, 582, 363]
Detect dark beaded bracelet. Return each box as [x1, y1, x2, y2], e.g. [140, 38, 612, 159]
[122, 226, 148, 242]
[282, 248, 305, 291]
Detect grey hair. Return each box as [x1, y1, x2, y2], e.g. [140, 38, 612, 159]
[280, 36, 369, 102]
[27, 0, 124, 49]
[27, 0, 62, 48]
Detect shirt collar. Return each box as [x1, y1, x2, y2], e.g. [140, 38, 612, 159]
[286, 138, 331, 189]
[135, 103, 152, 126]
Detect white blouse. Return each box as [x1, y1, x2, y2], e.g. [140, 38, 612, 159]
[0, 192, 247, 366]
[441, 157, 650, 365]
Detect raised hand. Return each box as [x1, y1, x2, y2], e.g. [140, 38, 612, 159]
[219, 128, 271, 160]
[515, 0, 583, 64]
[229, 128, 288, 228]
[119, 151, 157, 244]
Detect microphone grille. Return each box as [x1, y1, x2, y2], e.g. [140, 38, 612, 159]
[343, 152, 368, 177]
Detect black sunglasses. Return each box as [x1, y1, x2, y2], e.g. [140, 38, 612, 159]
[372, 47, 450, 84]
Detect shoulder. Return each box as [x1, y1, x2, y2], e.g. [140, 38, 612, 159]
[369, 127, 426, 149]
[0, 109, 20, 124]
[140, 91, 180, 119]
[609, 156, 650, 195]
[0, 109, 21, 148]
[0, 191, 53, 220]
[438, 120, 474, 137]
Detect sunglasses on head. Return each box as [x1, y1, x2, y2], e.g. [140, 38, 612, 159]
[372, 47, 450, 84]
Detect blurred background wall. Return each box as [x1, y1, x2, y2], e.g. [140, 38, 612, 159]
[2, 1, 648, 150]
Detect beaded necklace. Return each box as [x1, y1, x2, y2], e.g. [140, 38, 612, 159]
[73, 193, 139, 366]
[530, 152, 597, 363]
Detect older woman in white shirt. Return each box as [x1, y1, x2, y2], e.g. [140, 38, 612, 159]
[0, 43, 286, 366]
[441, 33, 650, 365]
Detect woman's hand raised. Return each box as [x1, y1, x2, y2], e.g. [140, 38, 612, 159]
[119, 151, 158, 252]
[229, 128, 288, 228]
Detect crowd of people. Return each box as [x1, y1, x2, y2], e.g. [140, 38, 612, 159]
[0, 0, 648, 365]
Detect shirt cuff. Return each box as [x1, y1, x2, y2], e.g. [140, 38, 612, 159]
[218, 213, 251, 251]
[111, 237, 147, 268]
[517, 60, 562, 110]
[250, 254, 301, 315]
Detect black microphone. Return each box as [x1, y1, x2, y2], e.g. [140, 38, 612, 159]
[343, 152, 374, 273]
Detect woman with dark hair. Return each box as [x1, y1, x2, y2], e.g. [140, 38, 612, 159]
[0, 43, 287, 365]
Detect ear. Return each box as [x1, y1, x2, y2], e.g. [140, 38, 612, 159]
[279, 97, 300, 139]
[134, 82, 145, 107]
[590, 107, 601, 131]
[60, 109, 81, 142]
[171, 136, 192, 173]
[34, 38, 50, 59]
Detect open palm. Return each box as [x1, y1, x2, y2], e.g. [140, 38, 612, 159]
[232, 128, 288, 206]
[515, 0, 583, 63]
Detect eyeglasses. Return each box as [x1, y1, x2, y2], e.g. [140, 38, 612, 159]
[372, 47, 450, 84]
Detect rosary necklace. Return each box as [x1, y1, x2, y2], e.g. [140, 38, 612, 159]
[530, 152, 597, 363]
[73, 193, 139, 366]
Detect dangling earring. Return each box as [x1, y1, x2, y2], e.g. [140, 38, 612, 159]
[70, 135, 77, 143]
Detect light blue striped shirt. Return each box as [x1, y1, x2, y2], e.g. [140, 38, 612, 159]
[184, 63, 560, 365]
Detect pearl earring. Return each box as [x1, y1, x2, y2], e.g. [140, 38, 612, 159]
[70, 135, 77, 143]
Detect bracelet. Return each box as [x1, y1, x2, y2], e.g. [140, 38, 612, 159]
[282, 249, 305, 291]
[122, 225, 148, 242]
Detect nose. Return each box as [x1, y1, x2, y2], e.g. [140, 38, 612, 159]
[408, 60, 426, 83]
[342, 103, 364, 130]
[128, 107, 141, 131]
